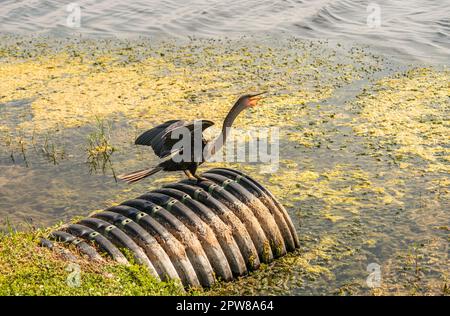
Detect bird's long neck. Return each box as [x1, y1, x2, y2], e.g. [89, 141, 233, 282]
[221, 104, 244, 145]
[206, 102, 245, 157]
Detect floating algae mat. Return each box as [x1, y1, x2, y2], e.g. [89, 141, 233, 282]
[0, 36, 448, 295]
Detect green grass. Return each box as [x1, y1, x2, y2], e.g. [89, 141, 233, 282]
[0, 227, 187, 296]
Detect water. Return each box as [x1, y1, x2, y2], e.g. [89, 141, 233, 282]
[0, 1, 448, 295]
[0, 0, 449, 63]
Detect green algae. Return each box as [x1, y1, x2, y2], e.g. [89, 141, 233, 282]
[0, 37, 381, 136]
[347, 67, 449, 174]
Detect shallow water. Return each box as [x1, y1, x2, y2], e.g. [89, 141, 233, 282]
[0, 1, 448, 296]
[0, 0, 449, 63]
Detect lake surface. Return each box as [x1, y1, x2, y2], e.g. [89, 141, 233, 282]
[0, 0, 449, 63]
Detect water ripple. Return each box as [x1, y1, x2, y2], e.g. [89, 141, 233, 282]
[0, 0, 449, 62]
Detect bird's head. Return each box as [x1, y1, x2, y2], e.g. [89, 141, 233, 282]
[237, 92, 265, 108]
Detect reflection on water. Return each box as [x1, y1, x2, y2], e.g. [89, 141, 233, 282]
[0, 0, 449, 63]
[0, 36, 448, 295]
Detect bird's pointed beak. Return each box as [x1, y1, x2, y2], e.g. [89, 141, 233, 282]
[248, 92, 266, 107]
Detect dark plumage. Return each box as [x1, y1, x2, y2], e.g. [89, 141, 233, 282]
[118, 93, 264, 183]
[134, 119, 215, 159]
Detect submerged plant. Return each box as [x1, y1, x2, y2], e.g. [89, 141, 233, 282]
[3, 133, 28, 166]
[41, 133, 66, 165]
[4, 134, 15, 163]
[86, 117, 116, 177]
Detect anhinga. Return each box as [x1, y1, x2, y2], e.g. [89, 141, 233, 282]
[118, 93, 264, 184]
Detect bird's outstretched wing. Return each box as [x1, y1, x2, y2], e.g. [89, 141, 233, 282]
[135, 120, 215, 158]
[135, 120, 184, 147]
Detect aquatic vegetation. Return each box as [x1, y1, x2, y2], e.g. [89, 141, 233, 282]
[376, 240, 449, 296]
[41, 133, 66, 165]
[1, 131, 30, 166]
[86, 117, 116, 175]
[347, 68, 450, 174]
[0, 37, 382, 136]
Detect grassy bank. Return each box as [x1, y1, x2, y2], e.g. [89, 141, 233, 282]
[0, 226, 188, 295]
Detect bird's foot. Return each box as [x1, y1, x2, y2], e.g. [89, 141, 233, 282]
[194, 175, 208, 183]
[184, 170, 204, 183]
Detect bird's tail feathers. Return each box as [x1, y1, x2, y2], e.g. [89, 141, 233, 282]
[117, 166, 163, 184]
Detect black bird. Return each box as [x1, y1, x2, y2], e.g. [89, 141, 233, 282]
[118, 93, 264, 183]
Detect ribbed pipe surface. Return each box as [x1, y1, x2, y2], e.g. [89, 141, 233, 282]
[45, 168, 299, 288]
